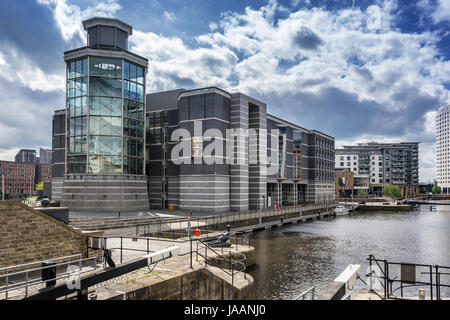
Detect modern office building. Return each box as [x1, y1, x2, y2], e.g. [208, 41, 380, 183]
[146, 87, 335, 213]
[58, 17, 149, 211]
[335, 142, 419, 196]
[436, 104, 450, 193]
[0, 161, 35, 197]
[52, 18, 335, 213]
[15, 149, 36, 163]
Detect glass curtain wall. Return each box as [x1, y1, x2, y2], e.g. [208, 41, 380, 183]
[67, 58, 88, 173]
[66, 56, 145, 175]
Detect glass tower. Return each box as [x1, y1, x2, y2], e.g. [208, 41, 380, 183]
[62, 17, 149, 212]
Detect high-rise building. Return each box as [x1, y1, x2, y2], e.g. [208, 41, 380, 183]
[15, 149, 36, 163]
[39, 148, 52, 164]
[335, 142, 419, 196]
[436, 104, 450, 193]
[60, 17, 149, 211]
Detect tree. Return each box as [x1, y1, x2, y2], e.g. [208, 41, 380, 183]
[432, 180, 441, 194]
[357, 189, 368, 197]
[383, 185, 400, 198]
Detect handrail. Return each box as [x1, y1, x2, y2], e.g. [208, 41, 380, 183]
[0, 254, 101, 300]
[195, 236, 248, 285]
[293, 286, 315, 300]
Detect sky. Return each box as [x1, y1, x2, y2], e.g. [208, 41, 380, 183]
[0, 0, 449, 182]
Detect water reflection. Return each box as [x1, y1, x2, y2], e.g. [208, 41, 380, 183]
[248, 204, 450, 299]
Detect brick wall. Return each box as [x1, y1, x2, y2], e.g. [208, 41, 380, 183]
[0, 201, 91, 270]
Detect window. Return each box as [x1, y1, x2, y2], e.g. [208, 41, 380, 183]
[89, 57, 122, 77]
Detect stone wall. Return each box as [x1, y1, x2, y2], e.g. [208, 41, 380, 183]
[0, 201, 92, 270]
[97, 267, 254, 300]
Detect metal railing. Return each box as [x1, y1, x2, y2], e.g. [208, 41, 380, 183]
[69, 203, 337, 235]
[293, 286, 315, 300]
[367, 255, 450, 300]
[0, 254, 102, 300]
[195, 237, 248, 285]
[86, 232, 251, 286]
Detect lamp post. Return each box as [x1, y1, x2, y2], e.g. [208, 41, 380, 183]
[1, 174, 4, 201]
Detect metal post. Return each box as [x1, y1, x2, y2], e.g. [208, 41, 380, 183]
[190, 239, 193, 269]
[147, 238, 149, 254]
[120, 237, 123, 264]
[430, 265, 433, 300]
[436, 265, 440, 300]
[1, 174, 4, 201]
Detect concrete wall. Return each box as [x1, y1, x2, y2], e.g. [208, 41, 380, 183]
[99, 267, 254, 300]
[61, 174, 149, 212]
[0, 201, 90, 270]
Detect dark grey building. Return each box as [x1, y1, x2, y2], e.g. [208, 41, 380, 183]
[58, 17, 149, 211]
[51, 109, 66, 201]
[15, 149, 36, 163]
[146, 87, 335, 213]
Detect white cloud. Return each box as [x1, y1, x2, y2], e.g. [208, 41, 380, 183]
[0, 46, 64, 92]
[164, 11, 175, 22]
[432, 0, 450, 23]
[37, 0, 122, 42]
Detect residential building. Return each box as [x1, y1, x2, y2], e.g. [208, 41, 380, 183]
[15, 149, 36, 163]
[335, 142, 419, 196]
[0, 161, 35, 197]
[436, 104, 450, 193]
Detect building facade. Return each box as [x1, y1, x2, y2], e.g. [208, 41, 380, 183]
[335, 142, 419, 196]
[59, 17, 149, 211]
[146, 87, 335, 213]
[15, 149, 36, 163]
[436, 105, 450, 193]
[335, 168, 354, 198]
[52, 109, 66, 201]
[39, 148, 52, 165]
[0, 161, 35, 197]
[37, 164, 52, 183]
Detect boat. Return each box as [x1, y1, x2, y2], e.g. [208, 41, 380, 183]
[333, 205, 350, 216]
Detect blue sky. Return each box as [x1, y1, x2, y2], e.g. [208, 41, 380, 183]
[1, 0, 449, 182]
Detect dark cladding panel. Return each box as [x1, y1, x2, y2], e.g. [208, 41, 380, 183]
[205, 93, 215, 118]
[87, 26, 99, 47]
[116, 28, 127, 50]
[148, 161, 162, 176]
[52, 164, 65, 178]
[99, 26, 115, 47]
[178, 97, 189, 121]
[189, 95, 205, 120]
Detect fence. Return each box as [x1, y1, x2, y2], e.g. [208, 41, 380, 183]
[0, 253, 102, 300]
[133, 202, 338, 237]
[367, 255, 450, 300]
